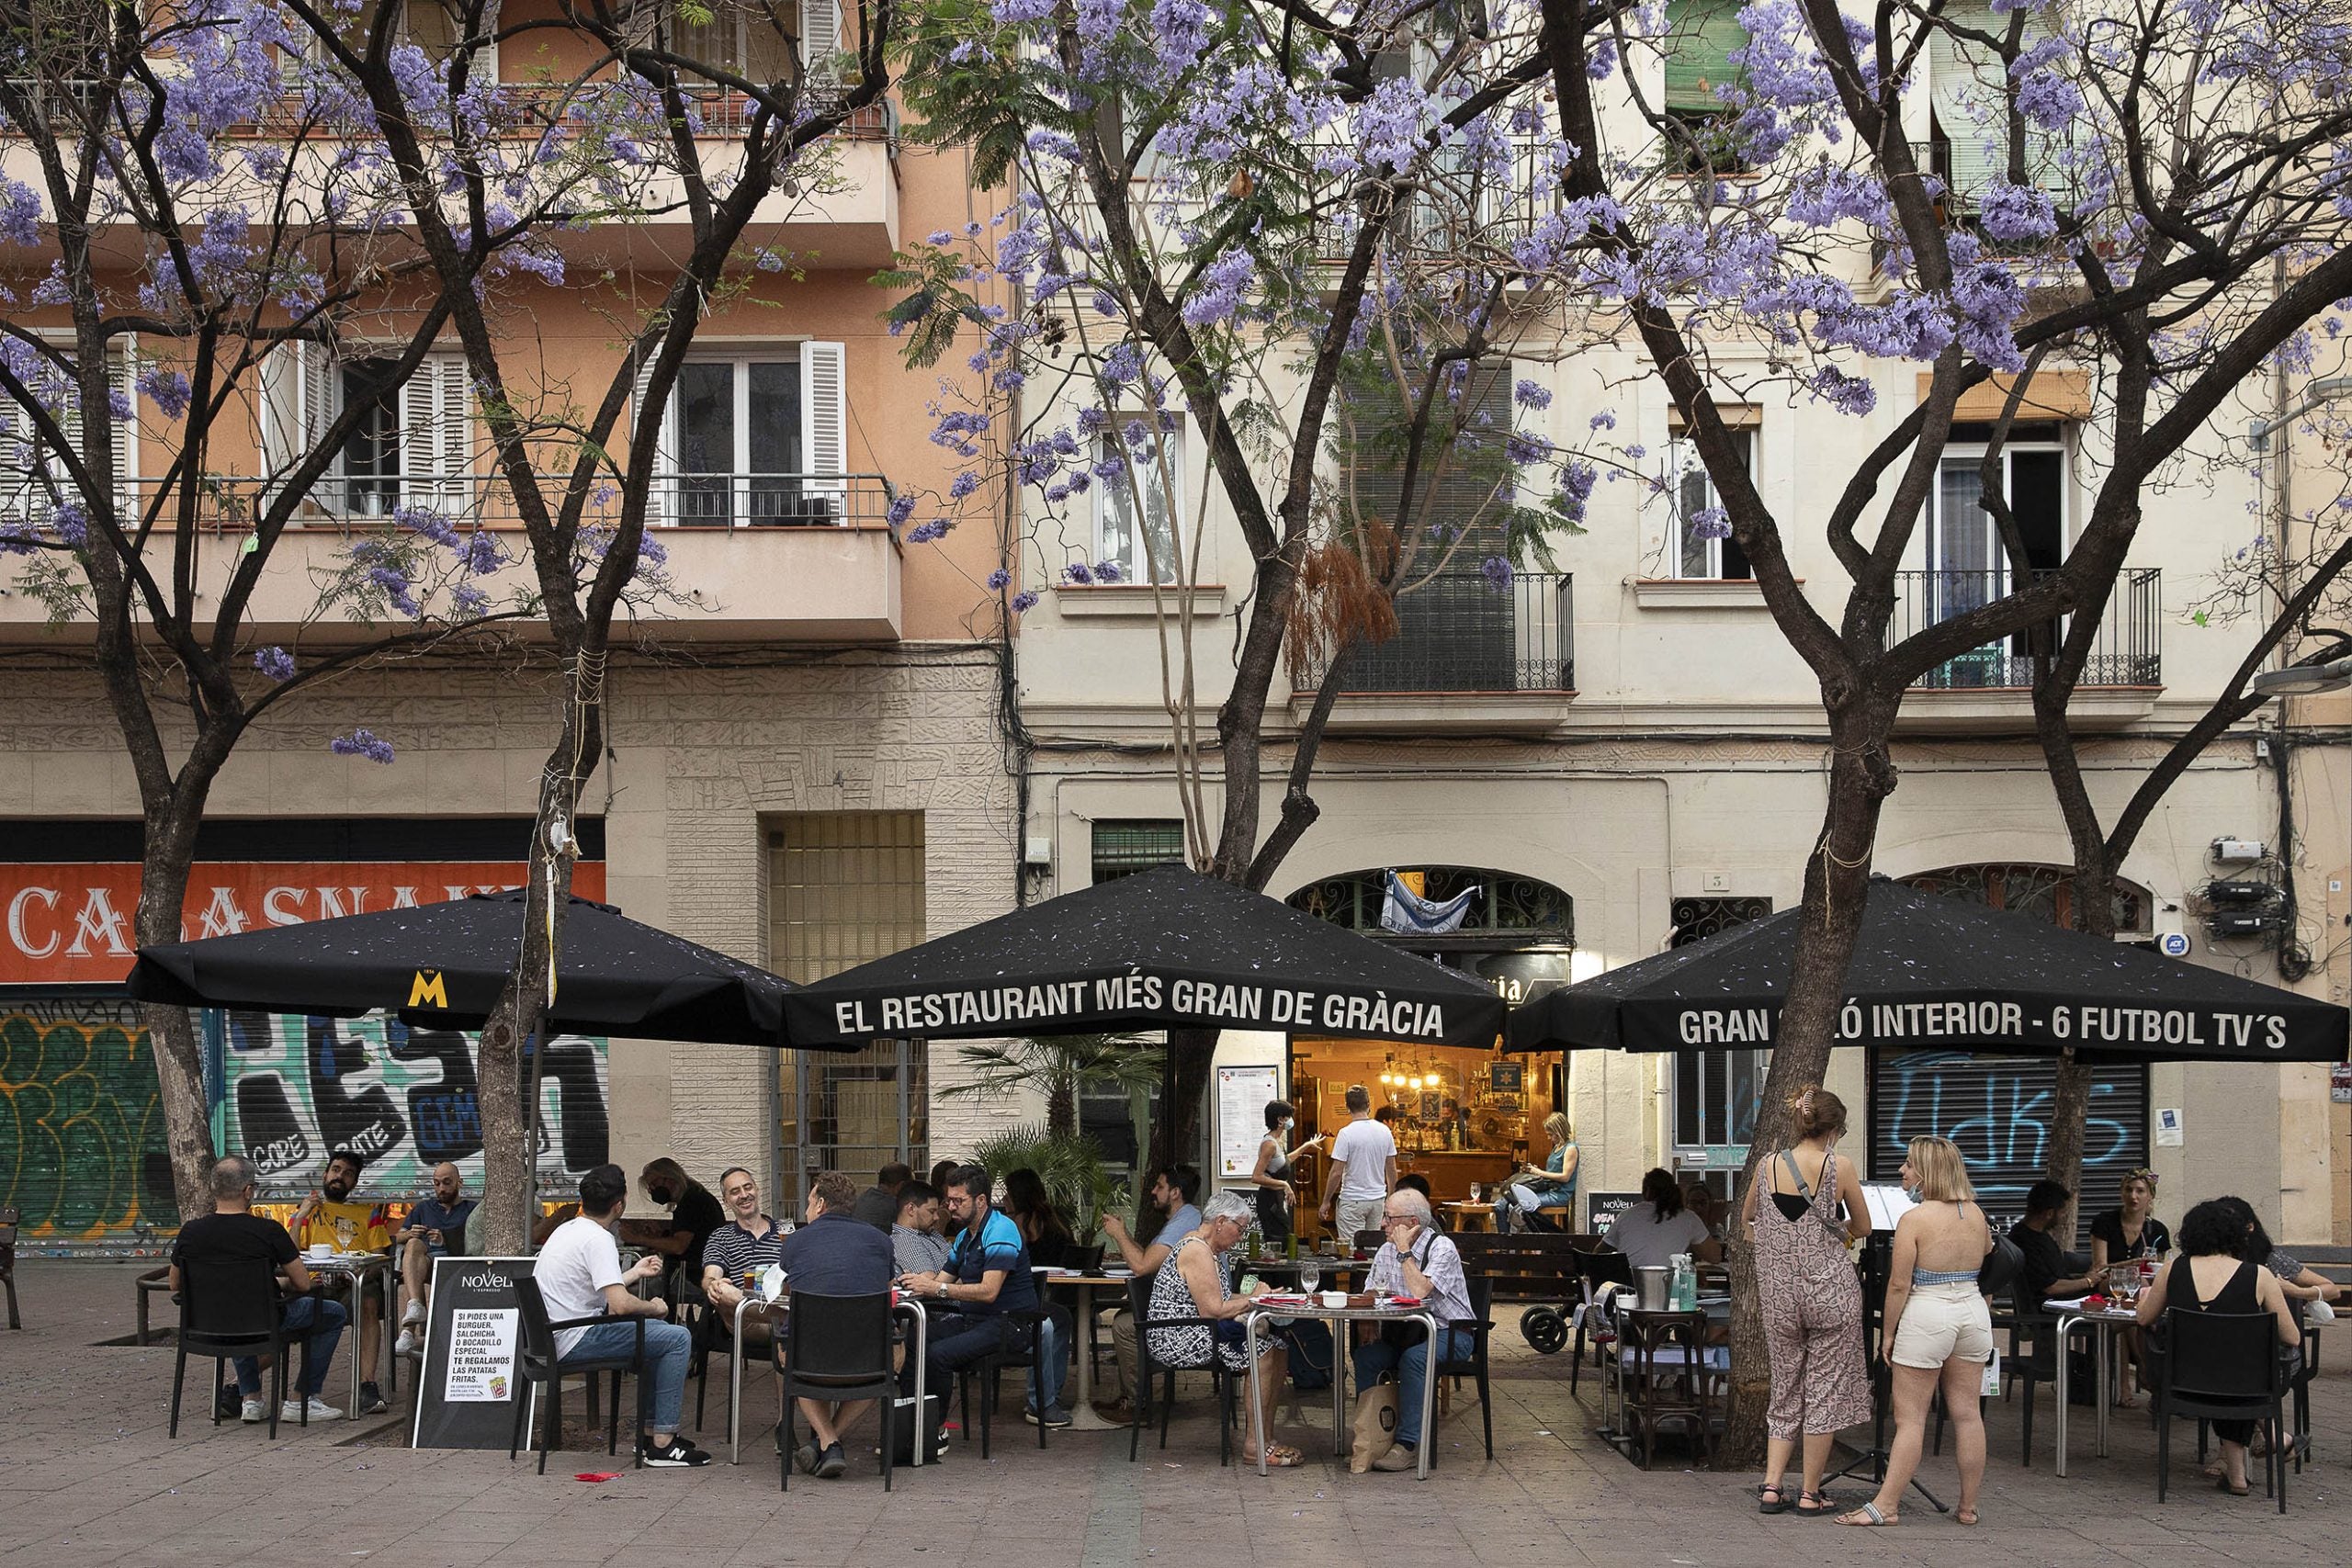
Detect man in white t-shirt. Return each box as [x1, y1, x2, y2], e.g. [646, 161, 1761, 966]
[535, 1163, 708, 1467]
[1318, 1085, 1397, 1243]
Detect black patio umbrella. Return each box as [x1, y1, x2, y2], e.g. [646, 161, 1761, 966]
[125, 889, 820, 1048]
[780, 863, 1506, 1048]
[1506, 877, 2347, 1063]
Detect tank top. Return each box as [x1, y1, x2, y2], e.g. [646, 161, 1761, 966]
[1263, 1135, 1291, 1181]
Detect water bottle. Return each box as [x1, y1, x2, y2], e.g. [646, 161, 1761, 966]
[1669, 1255, 1696, 1312]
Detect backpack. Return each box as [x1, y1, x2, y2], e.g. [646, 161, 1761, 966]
[1278, 1317, 1335, 1390]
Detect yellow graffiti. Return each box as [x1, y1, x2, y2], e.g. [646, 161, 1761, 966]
[0, 1008, 167, 1241]
[409, 970, 448, 1009]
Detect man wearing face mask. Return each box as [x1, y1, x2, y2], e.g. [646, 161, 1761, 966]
[289, 1146, 393, 1413]
[624, 1158, 727, 1306]
[1248, 1100, 1319, 1247]
[1352, 1188, 1474, 1472]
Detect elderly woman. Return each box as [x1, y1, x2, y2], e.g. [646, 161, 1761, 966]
[1142, 1190, 1298, 1466]
[1351, 1187, 1475, 1473]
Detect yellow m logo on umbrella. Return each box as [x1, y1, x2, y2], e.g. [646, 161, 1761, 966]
[409, 969, 448, 1009]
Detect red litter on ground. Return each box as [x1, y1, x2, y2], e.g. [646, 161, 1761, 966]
[574, 1472, 622, 1483]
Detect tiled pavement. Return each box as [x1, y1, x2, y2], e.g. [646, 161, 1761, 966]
[2, 1260, 2344, 1567]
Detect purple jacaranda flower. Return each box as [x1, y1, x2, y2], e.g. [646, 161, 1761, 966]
[254, 646, 296, 682]
[330, 728, 397, 763]
[1480, 556, 1514, 592]
[987, 568, 1012, 591]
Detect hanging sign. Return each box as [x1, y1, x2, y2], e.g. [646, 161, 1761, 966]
[1216, 1064, 1282, 1179]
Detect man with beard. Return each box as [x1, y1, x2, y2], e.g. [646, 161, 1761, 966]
[392, 1162, 476, 1357]
[290, 1146, 393, 1414]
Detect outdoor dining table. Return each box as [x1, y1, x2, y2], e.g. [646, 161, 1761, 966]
[299, 1250, 394, 1421]
[2051, 1301, 2138, 1477]
[727, 1293, 931, 1466]
[1242, 1295, 1441, 1480]
[1035, 1269, 1137, 1431]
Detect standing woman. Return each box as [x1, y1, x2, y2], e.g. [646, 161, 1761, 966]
[1498, 1113, 1580, 1233]
[2133, 1198, 2301, 1496]
[1248, 1100, 1318, 1247]
[2088, 1168, 2171, 1406]
[1837, 1137, 1994, 1529]
[1742, 1085, 1873, 1517]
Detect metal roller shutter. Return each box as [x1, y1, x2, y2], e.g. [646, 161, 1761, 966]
[1867, 1047, 2148, 1240]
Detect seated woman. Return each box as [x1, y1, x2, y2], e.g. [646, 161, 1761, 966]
[2133, 1197, 2301, 1496]
[1497, 1112, 1578, 1233]
[1605, 1168, 1724, 1270]
[1142, 1190, 1296, 1466]
[1001, 1168, 1078, 1425]
[2089, 1168, 2171, 1406]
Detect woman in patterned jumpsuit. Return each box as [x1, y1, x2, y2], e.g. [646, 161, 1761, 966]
[1741, 1085, 1875, 1517]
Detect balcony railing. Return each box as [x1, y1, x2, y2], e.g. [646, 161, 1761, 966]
[1890, 568, 2160, 690]
[1, 471, 900, 534]
[1299, 570, 1574, 694]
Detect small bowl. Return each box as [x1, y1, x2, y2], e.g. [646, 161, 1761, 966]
[1320, 1291, 1349, 1309]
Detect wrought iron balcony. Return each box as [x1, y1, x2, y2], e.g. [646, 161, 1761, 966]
[1891, 568, 2160, 690]
[1298, 570, 1574, 694]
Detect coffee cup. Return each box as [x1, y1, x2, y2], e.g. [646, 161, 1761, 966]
[306, 1243, 334, 1258]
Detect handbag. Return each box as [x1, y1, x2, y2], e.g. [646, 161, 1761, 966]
[1976, 1232, 2025, 1298]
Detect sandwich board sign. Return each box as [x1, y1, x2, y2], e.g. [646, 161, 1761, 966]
[411, 1256, 534, 1450]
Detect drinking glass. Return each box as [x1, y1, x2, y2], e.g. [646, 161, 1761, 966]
[1298, 1258, 1321, 1295]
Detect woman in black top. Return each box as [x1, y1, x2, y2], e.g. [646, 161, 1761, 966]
[2088, 1168, 2170, 1406]
[1001, 1168, 1077, 1258]
[2132, 1199, 2301, 1495]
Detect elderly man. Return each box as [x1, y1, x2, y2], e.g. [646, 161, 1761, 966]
[393, 1162, 475, 1357]
[778, 1170, 897, 1478]
[173, 1156, 348, 1422]
[1352, 1187, 1474, 1472]
[699, 1166, 787, 1314]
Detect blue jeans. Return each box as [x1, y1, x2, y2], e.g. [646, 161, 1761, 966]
[1028, 1305, 1069, 1413]
[1351, 1326, 1472, 1447]
[235, 1295, 346, 1396]
[563, 1319, 693, 1433]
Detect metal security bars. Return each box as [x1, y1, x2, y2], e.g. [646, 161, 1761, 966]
[1300, 570, 1575, 694]
[1890, 568, 2160, 690]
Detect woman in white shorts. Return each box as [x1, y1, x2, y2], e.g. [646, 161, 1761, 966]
[1837, 1136, 1994, 1529]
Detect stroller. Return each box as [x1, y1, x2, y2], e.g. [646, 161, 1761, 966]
[1520, 1248, 1633, 1392]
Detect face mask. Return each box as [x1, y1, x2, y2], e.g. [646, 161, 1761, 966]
[650, 1185, 674, 1205]
[1902, 1183, 1924, 1206]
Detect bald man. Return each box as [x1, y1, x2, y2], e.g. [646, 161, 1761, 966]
[393, 1163, 477, 1356]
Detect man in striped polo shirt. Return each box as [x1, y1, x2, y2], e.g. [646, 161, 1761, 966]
[699, 1166, 787, 1316]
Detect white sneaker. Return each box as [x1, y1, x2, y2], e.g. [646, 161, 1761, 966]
[281, 1396, 342, 1421]
[393, 1329, 418, 1357]
[401, 1300, 425, 1327]
[240, 1395, 267, 1424]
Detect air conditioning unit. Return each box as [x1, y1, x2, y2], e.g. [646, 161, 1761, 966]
[2211, 838, 2266, 863]
[2204, 880, 2281, 906]
[2208, 908, 2281, 937]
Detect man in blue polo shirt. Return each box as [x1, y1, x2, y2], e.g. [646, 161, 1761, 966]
[778, 1170, 895, 1478]
[898, 1163, 1068, 1430]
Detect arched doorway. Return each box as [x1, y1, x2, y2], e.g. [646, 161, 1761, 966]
[1868, 863, 2154, 1227]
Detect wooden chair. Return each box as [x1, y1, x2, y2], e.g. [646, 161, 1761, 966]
[1611, 1308, 1722, 1469]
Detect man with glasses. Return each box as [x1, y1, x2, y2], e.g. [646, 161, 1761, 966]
[899, 1164, 1069, 1432]
[1351, 1188, 1473, 1472]
[171, 1156, 348, 1423]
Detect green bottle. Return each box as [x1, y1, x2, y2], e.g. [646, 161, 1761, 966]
[1285, 1234, 1298, 1263]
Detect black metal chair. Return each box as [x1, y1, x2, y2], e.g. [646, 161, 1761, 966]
[951, 1303, 1054, 1456]
[0, 1205, 19, 1330]
[1125, 1273, 1238, 1466]
[1435, 1274, 1497, 1461]
[689, 1284, 777, 1434]
[1568, 1249, 1634, 1395]
[507, 1276, 649, 1474]
[2005, 1302, 2065, 1465]
[776, 1290, 899, 1492]
[2287, 1323, 2321, 1472]
[2151, 1307, 2291, 1512]
[167, 1255, 330, 1439]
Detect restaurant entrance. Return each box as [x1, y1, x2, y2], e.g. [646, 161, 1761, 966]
[1283, 867, 1572, 1228]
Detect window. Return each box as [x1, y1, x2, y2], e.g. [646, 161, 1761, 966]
[1093, 416, 1181, 583]
[1925, 431, 2065, 618]
[1662, 0, 1753, 175]
[1666, 427, 1752, 580]
[1091, 819, 1185, 883]
[640, 344, 846, 525]
[1668, 896, 1770, 1197]
[311, 3, 500, 76]
[1, 339, 137, 525]
[676, 0, 834, 83]
[336, 357, 403, 516]
[1928, 2, 2064, 214]
[261, 345, 470, 517]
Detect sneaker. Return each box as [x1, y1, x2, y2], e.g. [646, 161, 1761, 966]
[1370, 1441, 1419, 1472]
[240, 1395, 267, 1424]
[281, 1396, 342, 1421]
[401, 1299, 426, 1327]
[358, 1382, 390, 1416]
[815, 1441, 848, 1479]
[641, 1438, 711, 1468]
[793, 1438, 821, 1475]
[393, 1329, 419, 1358]
[1024, 1404, 1072, 1428]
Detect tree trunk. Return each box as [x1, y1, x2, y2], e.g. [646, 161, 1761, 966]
[475, 664, 601, 1255]
[1718, 697, 1899, 1464]
[1149, 1025, 1219, 1178]
[2044, 856, 2117, 1233]
[133, 806, 220, 1221]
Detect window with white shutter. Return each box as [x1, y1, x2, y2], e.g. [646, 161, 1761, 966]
[398, 354, 472, 516]
[633, 348, 676, 526]
[0, 340, 137, 528]
[799, 0, 841, 79]
[799, 341, 845, 514]
[662, 346, 847, 526]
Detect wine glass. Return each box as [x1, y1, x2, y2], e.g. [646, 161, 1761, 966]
[1298, 1257, 1321, 1296]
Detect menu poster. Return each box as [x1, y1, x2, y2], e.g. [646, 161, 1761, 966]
[411, 1256, 535, 1450]
[1216, 1064, 1282, 1179]
[444, 1307, 519, 1402]
[1585, 1191, 1642, 1233]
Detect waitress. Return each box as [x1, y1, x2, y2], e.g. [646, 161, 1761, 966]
[1249, 1100, 1319, 1245]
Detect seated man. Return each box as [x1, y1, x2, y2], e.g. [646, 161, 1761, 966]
[288, 1146, 392, 1414]
[1096, 1163, 1202, 1422]
[1352, 1188, 1474, 1473]
[173, 1155, 347, 1422]
[899, 1163, 1069, 1433]
[699, 1165, 788, 1321]
[853, 1163, 912, 1232]
[393, 1162, 476, 1357]
[890, 1181, 952, 1277]
[537, 1164, 707, 1466]
[2009, 1179, 2099, 1314]
[777, 1170, 897, 1478]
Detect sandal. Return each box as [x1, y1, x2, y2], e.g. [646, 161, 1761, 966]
[2216, 1474, 2250, 1497]
[1955, 1509, 1979, 1528]
[1250, 1444, 1304, 1468]
[1758, 1483, 1791, 1516]
[1835, 1502, 1897, 1527]
[1792, 1490, 1831, 1517]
